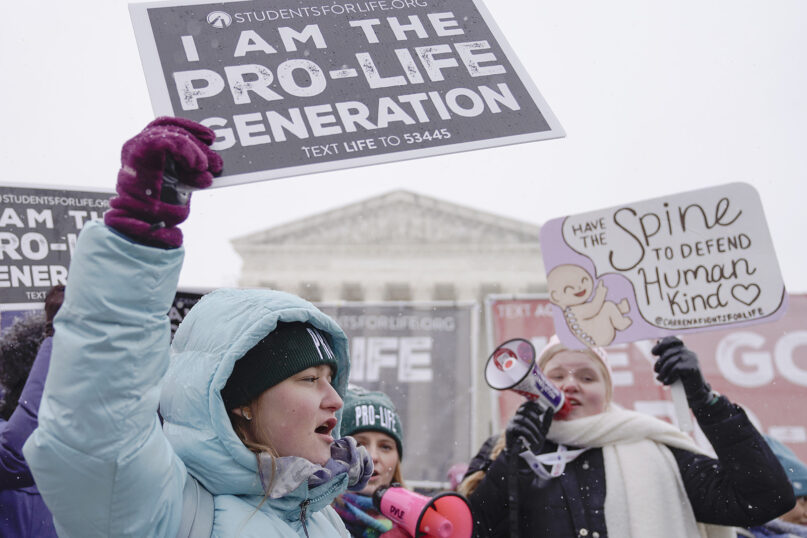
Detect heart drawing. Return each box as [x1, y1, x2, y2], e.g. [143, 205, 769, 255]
[731, 283, 761, 306]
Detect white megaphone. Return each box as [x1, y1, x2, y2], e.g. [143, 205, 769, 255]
[484, 338, 572, 419]
[373, 485, 474, 538]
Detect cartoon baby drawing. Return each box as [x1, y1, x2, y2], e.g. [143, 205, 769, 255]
[547, 264, 632, 347]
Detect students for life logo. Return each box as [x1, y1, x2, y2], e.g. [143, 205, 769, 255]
[206, 11, 232, 28]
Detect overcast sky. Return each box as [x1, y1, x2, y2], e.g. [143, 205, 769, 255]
[2, 0, 805, 291]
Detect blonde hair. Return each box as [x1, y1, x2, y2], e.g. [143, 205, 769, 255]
[352, 429, 406, 491]
[391, 461, 407, 489]
[456, 434, 506, 497]
[227, 407, 282, 533]
[458, 339, 612, 498]
[229, 406, 279, 495]
[372, 434, 407, 490]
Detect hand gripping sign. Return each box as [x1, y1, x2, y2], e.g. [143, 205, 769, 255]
[539, 183, 787, 350]
[129, 0, 564, 187]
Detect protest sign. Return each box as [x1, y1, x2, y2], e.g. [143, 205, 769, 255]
[129, 0, 564, 186]
[319, 301, 477, 485]
[0, 185, 112, 319]
[169, 288, 208, 337]
[539, 183, 787, 350]
[486, 293, 807, 464]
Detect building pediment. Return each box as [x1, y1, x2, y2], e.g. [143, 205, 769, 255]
[231, 190, 540, 247]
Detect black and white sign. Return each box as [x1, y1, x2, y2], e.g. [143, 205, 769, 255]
[0, 184, 112, 306]
[130, 0, 564, 186]
[169, 289, 209, 337]
[319, 301, 478, 484]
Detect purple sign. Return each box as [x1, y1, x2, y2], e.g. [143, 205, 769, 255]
[539, 183, 787, 349]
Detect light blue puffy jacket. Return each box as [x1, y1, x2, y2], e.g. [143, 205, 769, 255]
[23, 221, 352, 537]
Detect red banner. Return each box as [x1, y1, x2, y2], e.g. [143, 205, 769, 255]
[487, 294, 807, 463]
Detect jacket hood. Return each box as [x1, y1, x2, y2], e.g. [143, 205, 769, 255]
[159, 288, 351, 501]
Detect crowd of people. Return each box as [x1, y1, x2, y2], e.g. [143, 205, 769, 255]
[0, 117, 804, 537]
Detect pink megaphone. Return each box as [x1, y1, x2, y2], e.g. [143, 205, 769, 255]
[373, 485, 474, 537]
[485, 338, 573, 419]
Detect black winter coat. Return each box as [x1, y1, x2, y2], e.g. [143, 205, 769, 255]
[467, 397, 795, 537]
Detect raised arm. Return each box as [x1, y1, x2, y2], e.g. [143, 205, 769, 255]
[653, 337, 795, 526]
[23, 118, 222, 537]
[670, 397, 794, 526]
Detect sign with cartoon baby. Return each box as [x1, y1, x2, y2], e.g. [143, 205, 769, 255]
[539, 183, 787, 349]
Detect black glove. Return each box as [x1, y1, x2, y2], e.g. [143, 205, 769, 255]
[505, 400, 554, 456]
[652, 337, 714, 409]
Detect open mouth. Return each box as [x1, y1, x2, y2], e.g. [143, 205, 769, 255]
[574, 290, 587, 297]
[568, 398, 581, 407]
[315, 418, 337, 436]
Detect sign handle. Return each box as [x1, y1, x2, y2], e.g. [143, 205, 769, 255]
[671, 380, 693, 432]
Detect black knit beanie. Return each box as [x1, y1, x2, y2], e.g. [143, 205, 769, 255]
[221, 321, 338, 410]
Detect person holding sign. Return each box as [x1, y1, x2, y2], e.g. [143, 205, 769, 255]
[463, 335, 794, 537]
[22, 117, 371, 537]
[332, 386, 409, 537]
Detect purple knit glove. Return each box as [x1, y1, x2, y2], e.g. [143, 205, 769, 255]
[104, 117, 223, 248]
[319, 436, 374, 491]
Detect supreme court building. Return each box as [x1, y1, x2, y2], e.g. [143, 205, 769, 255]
[231, 190, 547, 459]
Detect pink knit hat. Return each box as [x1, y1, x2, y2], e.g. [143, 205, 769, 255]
[536, 335, 612, 398]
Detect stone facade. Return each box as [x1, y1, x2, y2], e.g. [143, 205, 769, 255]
[231, 189, 547, 446]
[232, 190, 546, 302]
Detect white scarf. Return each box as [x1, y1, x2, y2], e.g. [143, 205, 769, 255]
[546, 406, 736, 538]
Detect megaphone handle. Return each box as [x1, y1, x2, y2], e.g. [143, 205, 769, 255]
[671, 380, 693, 432]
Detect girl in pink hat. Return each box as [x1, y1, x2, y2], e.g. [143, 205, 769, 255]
[461, 335, 795, 538]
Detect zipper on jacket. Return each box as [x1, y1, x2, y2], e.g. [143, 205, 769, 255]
[299, 499, 311, 538]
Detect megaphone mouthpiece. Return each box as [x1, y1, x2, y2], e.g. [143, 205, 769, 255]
[492, 348, 517, 372]
[555, 397, 573, 420]
[420, 507, 453, 538]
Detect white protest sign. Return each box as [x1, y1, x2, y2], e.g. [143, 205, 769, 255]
[539, 183, 787, 349]
[129, 0, 564, 186]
